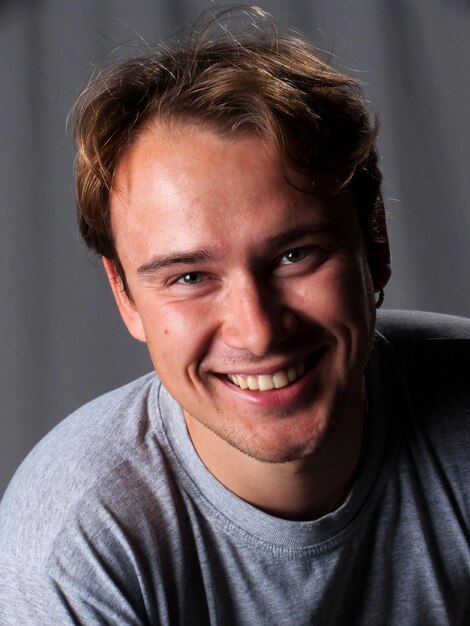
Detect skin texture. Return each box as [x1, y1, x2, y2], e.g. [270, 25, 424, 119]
[104, 123, 391, 519]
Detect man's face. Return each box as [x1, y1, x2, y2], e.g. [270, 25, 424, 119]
[107, 123, 389, 464]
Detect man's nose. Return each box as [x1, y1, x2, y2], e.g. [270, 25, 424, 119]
[221, 277, 298, 356]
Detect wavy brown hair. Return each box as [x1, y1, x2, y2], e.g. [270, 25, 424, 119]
[73, 6, 383, 289]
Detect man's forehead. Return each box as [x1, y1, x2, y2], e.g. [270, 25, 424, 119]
[111, 123, 272, 216]
[109, 121, 358, 249]
[113, 120, 346, 202]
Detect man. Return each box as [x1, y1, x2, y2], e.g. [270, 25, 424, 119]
[1, 7, 470, 625]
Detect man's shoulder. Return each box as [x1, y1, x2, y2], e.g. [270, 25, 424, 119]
[0, 372, 165, 565]
[377, 309, 470, 342]
[14, 371, 159, 480]
[376, 309, 470, 386]
[0, 372, 192, 623]
[376, 309, 470, 447]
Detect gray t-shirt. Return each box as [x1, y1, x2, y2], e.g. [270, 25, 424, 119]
[1, 311, 470, 625]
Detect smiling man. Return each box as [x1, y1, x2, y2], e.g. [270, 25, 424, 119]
[105, 124, 381, 522]
[1, 7, 470, 625]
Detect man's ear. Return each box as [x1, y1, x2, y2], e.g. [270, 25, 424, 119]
[367, 198, 392, 292]
[102, 257, 146, 343]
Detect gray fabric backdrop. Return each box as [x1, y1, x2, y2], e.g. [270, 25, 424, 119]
[1, 0, 469, 496]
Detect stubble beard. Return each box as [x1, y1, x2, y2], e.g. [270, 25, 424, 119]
[184, 396, 342, 465]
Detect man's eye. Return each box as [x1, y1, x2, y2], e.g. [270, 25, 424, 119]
[177, 272, 205, 285]
[280, 248, 309, 265]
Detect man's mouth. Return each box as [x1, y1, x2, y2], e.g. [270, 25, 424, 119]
[226, 359, 307, 392]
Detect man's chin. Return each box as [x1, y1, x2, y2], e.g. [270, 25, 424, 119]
[197, 411, 340, 466]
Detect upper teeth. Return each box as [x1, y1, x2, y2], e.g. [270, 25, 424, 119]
[227, 360, 306, 391]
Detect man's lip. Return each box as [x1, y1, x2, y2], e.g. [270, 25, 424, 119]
[211, 349, 326, 409]
[211, 348, 326, 392]
[212, 348, 326, 378]
[227, 359, 306, 391]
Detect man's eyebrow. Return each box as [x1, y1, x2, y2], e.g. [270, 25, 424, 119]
[137, 249, 212, 275]
[266, 223, 341, 249]
[136, 224, 340, 275]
